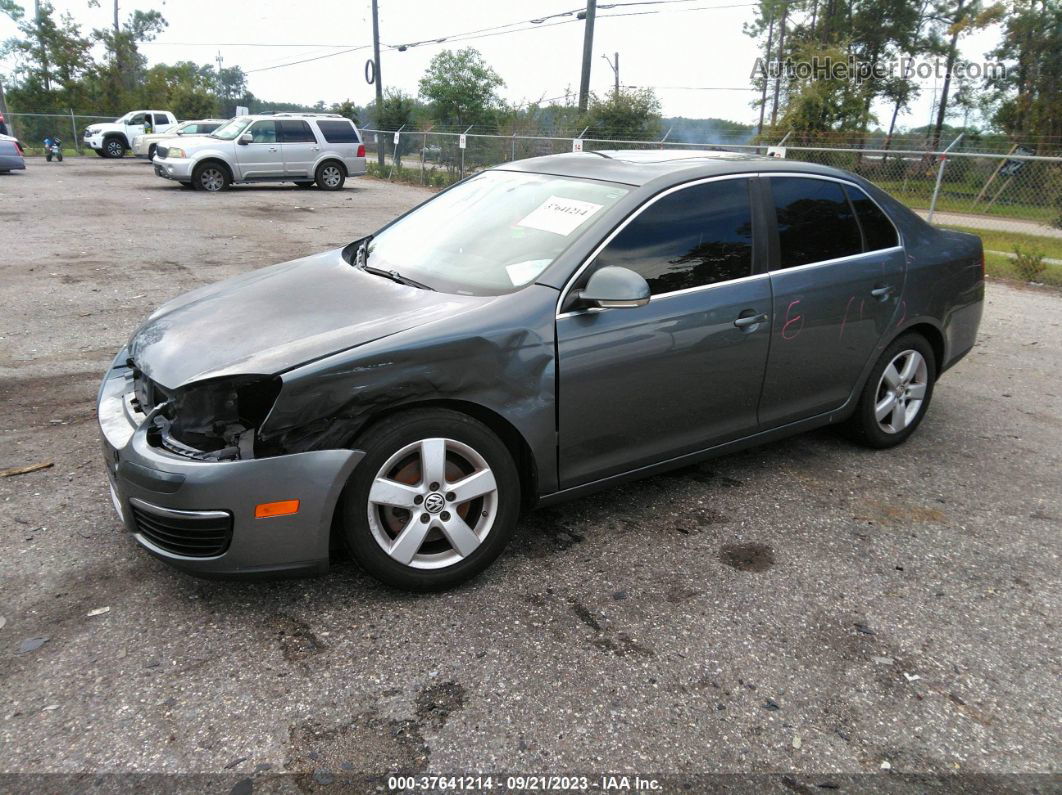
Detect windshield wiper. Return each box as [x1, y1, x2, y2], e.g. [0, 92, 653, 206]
[360, 263, 434, 291]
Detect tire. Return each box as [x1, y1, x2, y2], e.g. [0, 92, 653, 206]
[45, 151, 52, 162]
[56, 151, 63, 162]
[103, 138, 125, 158]
[340, 409, 521, 591]
[94, 149, 105, 157]
[192, 161, 230, 192]
[845, 332, 936, 449]
[294, 181, 315, 189]
[315, 161, 345, 190]
[147, 144, 157, 161]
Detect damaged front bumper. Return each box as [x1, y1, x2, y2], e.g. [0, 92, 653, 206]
[97, 350, 363, 577]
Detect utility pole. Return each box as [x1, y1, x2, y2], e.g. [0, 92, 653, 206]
[34, 0, 51, 92]
[578, 0, 597, 113]
[770, 2, 787, 128]
[371, 0, 385, 167]
[602, 52, 619, 98]
[113, 0, 119, 34]
[756, 15, 775, 135]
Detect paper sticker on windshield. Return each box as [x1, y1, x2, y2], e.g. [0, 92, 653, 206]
[505, 259, 551, 286]
[517, 196, 603, 236]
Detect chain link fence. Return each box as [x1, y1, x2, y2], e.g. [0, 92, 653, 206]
[3, 111, 121, 156]
[362, 128, 1062, 240]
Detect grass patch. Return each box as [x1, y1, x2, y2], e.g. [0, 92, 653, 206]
[939, 225, 1062, 287]
[941, 225, 1062, 260]
[874, 180, 1053, 223]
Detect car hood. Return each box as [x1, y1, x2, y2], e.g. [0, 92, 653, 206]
[128, 248, 486, 389]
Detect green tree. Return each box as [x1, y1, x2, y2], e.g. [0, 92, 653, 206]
[91, 8, 167, 111]
[580, 87, 661, 140]
[418, 47, 504, 128]
[377, 88, 418, 164]
[986, 0, 1062, 140]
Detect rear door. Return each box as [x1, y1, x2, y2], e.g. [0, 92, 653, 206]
[278, 120, 319, 177]
[235, 120, 283, 179]
[757, 176, 905, 427]
[556, 176, 772, 487]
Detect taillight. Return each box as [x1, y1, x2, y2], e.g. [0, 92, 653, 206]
[356, 144, 365, 158]
[15, 141, 23, 155]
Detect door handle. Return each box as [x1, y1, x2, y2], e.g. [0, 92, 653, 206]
[269, 146, 278, 152]
[871, 284, 894, 300]
[734, 311, 768, 330]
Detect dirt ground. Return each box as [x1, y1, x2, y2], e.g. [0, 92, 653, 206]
[0, 159, 1059, 788]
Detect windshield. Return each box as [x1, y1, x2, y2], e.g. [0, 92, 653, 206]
[365, 170, 628, 295]
[211, 118, 252, 140]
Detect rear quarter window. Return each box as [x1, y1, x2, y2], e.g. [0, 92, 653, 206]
[846, 186, 900, 251]
[316, 120, 361, 144]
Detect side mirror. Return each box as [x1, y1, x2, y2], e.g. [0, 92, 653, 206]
[176, 130, 184, 136]
[575, 266, 651, 309]
[238, 132, 253, 145]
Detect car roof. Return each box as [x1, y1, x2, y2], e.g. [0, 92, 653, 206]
[497, 148, 857, 187]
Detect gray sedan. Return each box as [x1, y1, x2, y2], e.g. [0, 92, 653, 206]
[98, 150, 984, 590]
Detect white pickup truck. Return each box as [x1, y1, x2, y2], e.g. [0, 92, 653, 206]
[83, 110, 178, 158]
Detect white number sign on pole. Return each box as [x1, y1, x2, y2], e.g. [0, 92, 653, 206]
[459, 134, 467, 150]
[572, 138, 584, 152]
[393, 130, 400, 145]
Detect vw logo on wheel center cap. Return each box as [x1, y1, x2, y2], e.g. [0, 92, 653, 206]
[423, 492, 446, 514]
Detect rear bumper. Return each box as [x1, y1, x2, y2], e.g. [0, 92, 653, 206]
[0, 153, 25, 170]
[97, 350, 363, 577]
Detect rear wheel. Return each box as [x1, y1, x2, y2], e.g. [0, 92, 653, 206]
[45, 151, 52, 162]
[340, 409, 520, 591]
[845, 333, 936, 448]
[192, 162, 230, 192]
[56, 150, 63, 162]
[315, 161, 345, 190]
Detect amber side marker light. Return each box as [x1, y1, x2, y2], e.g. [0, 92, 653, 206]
[255, 499, 300, 519]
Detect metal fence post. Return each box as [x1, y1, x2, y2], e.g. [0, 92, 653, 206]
[927, 133, 964, 224]
[69, 110, 80, 154]
[511, 133, 516, 162]
[460, 124, 473, 179]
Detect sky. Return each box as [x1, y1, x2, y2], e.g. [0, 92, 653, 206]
[1, 0, 1005, 132]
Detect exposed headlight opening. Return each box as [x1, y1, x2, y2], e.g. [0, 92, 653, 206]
[148, 376, 282, 462]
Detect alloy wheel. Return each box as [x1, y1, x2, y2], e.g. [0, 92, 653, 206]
[321, 165, 342, 187]
[874, 349, 928, 434]
[199, 167, 225, 192]
[106, 140, 123, 157]
[366, 437, 499, 569]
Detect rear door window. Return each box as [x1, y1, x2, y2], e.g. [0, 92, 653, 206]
[279, 120, 318, 143]
[153, 114, 169, 127]
[846, 186, 899, 251]
[316, 120, 360, 143]
[769, 177, 863, 269]
[593, 178, 754, 296]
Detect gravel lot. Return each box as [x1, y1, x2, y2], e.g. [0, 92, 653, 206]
[1, 159, 1059, 787]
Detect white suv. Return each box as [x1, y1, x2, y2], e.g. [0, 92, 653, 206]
[152, 113, 367, 192]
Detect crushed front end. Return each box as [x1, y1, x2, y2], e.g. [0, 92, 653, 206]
[97, 350, 362, 576]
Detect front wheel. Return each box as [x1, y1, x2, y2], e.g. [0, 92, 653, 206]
[103, 138, 125, 158]
[340, 409, 521, 591]
[192, 162, 230, 192]
[56, 151, 63, 162]
[315, 161, 345, 190]
[46, 151, 52, 162]
[845, 333, 936, 448]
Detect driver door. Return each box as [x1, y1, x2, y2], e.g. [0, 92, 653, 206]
[556, 177, 772, 488]
[235, 120, 284, 179]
